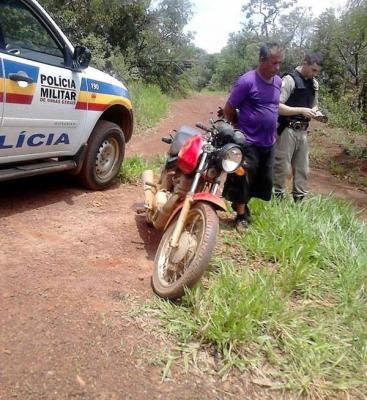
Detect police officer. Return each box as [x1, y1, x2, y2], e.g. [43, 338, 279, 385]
[273, 52, 323, 202]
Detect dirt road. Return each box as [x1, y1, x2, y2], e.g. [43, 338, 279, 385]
[1, 94, 366, 400]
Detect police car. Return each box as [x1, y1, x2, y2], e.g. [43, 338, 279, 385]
[0, 0, 133, 189]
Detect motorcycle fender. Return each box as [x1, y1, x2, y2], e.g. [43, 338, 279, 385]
[192, 193, 227, 210]
[163, 193, 226, 231]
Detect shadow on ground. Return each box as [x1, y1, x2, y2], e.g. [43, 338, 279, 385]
[134, 212, 162, 261]
[0, 172, 88, 218]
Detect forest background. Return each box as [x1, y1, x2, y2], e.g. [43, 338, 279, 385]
[41, 1, 366, 102]
[42, 0, 367, 144]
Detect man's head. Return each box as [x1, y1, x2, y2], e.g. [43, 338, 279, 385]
[258, 42, 283, 80]
[301, 52, 323, 79]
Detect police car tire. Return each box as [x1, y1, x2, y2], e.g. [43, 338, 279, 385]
[79, 120, 125, 190]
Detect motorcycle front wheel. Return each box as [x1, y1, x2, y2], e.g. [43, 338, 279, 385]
[152, 202, 219, 299]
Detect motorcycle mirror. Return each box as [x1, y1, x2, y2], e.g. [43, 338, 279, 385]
[217, 106, 225, 118]
[161, 136, 173, 144]
[195, 123, 210, 132]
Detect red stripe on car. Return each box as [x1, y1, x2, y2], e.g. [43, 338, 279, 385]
[6, 93, 33, 104]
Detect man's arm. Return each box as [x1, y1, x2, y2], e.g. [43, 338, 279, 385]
[279, 74, 316, 120]
[224, 101, 238, 128]
[279, 103, 316, 119]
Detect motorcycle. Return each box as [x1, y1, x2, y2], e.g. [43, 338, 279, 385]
[142, 115, 247, 299]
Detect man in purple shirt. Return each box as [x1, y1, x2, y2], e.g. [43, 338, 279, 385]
[222, 42, 283, 231]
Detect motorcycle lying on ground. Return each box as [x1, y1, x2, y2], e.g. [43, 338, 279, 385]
[142, 116, 247, 299]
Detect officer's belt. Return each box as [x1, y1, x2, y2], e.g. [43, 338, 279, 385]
[288, 120, 309, 131]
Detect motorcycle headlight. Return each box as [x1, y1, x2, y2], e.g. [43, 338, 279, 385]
[218, 144, 243, 173]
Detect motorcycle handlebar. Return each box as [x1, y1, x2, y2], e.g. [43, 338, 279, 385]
[195, 123, 210, 132]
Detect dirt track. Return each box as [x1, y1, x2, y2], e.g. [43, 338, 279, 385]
[1, 93, 366, 400]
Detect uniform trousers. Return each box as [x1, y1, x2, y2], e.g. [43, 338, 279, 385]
[273, 127, 309, 199]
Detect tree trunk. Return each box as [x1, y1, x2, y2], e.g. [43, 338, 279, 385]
[359, 80, 367, 118]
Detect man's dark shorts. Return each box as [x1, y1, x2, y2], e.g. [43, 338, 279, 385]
[222, 143, 275, 204]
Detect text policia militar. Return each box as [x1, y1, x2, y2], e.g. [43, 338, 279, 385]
[0, 132, 70, 149]
[40, 74, 77, 104]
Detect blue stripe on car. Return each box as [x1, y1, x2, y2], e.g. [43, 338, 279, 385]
[85, 79, 130, 99]
[3, 59, 39, 82]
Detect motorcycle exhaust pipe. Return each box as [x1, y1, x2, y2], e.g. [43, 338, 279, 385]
[142, 170, 155, 209]
[153, 193, 180, 230]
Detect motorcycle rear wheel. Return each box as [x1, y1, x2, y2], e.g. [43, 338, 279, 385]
[152, 202, 219, 299]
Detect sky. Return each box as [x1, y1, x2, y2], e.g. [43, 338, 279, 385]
[185, 0, 347, 54]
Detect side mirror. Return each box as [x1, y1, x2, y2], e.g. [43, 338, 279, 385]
[73, 45, 91, 70]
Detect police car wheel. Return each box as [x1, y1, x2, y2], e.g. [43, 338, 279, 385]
[79, 120, 125, 190]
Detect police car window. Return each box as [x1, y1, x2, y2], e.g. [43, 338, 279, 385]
[0, 0, 64, 63]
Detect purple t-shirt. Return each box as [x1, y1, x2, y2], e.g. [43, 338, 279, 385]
[228, 70, 282, 147]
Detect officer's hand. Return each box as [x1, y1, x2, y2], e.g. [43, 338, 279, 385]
[301, 108, 317, 119]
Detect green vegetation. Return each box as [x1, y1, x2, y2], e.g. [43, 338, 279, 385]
[329, 159, 347, 177]
[147, 196, 367, 397]
[41, 0, 367, 131]
[43, 0, 198, 94]
[320, 90, 365, 135]
[119, 154, 164, 184]
[308, 145, 327, 165]
[129, 82, 170, 133]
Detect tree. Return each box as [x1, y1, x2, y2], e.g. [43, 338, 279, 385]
[209, 32, 259, 90]
[40, 0, 195, 93]
[129, 0, 194, 92]
[241, 0, 296, 39]
[312, 1, 367, 112]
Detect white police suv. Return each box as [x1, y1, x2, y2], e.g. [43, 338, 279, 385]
[0, 0, 133, 189]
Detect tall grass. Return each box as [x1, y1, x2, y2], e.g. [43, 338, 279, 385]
[129, 81, 170, 133]
[149, 196, 367, 397]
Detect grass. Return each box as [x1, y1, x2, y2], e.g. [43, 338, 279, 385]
[309, 146, 327, 165]
[329, 159, 348, 177]
[200, 88, 227, 96]
[145, 195, 367, 397]
[129, 81, 170, 133]
[350, 174, 367, 188]
[328, 159, 367, 188]
[119, 154, 164, 184]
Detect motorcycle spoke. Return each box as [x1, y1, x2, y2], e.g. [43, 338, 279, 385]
[189, 214, 200, 228]
[163, 239, 197, 284]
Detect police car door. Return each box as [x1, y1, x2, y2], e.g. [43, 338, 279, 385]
[0, 0, 85, 162]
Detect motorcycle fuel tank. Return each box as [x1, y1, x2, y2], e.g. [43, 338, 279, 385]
[177, 135, 204, 174]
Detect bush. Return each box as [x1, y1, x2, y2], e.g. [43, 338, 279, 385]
[129, 81, 170, 133]
[319, 89, 365, 134]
